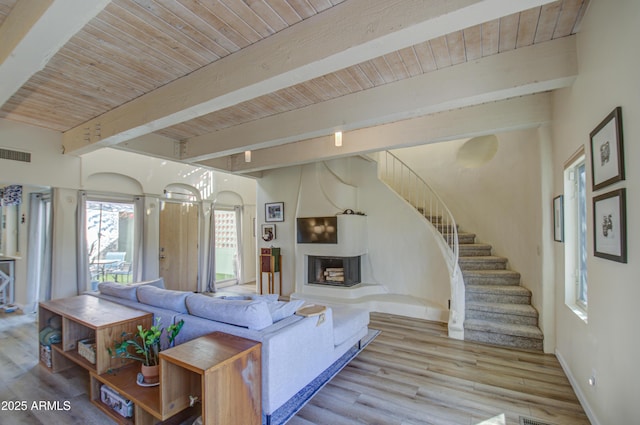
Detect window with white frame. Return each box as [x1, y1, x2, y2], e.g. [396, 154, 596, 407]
[564, 148, 588, 318]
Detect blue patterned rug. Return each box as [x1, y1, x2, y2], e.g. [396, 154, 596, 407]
[264, 329, 380, 425]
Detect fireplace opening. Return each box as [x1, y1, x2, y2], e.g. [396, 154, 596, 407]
[308, 255, 361, 287]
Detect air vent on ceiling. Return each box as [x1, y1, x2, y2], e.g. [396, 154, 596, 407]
[0, 148, 31, 163]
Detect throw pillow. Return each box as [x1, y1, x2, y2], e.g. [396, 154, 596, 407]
[98, 281, 138, 301]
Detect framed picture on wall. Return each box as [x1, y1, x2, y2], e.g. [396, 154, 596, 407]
[593, 188, 627, 263]
[261, 224, 276, 242]
[553, 195, 564, 242]
[265, 202, 284, 222]
[590, 106, 624, 191]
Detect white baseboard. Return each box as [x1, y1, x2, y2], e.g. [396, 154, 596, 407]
[555, 348, 601, 425]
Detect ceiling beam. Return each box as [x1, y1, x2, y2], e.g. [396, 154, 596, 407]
[181, 35, 576, 162]
[62, 0, 557, 155]
[0, 0, 111, 107]
[199, 93, 553, 174]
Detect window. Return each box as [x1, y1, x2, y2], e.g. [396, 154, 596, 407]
[86, 200, 135, 284]
[564, 150, 588, 319]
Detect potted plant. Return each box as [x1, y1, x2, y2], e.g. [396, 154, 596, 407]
[109, 317, 184, 384]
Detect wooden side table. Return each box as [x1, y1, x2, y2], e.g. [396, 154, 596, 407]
[259, 247, 282, 295]
[160, 332, 262, 425]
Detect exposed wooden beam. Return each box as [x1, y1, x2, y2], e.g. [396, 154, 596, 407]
[0, 0, 111, 107]
[198, 93, 553, 173]
[181, 36, 576, 162]
[62, 0, 557, 155]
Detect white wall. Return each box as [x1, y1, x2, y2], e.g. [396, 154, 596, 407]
[551, 0, 640, 424]
[392, 128, 551, 345]
[257, 157, 450, 307]
[0, 118, 257, 304]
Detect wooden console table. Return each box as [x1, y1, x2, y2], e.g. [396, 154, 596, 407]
[38, 295, 152, 375]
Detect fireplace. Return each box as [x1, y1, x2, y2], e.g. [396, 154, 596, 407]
[308, 255, 361, 287]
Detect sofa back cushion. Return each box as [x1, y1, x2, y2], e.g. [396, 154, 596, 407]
[136, 285, 190, 314]
[97, 278, 165, 302]
[186, 294, 273, 330]
[267, 299, 305, 322]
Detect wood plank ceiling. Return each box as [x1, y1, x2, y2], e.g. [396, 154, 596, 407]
[0, 0, 588, 172]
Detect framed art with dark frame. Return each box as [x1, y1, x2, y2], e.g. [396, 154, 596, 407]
[590, 106, 624, 191]
[593, 188, 627, 263]
[265, 202, 284, 222]
[553, 195, 564, 242]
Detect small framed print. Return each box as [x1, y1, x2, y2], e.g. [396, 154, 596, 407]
[261, 224, 276, 242]
[265, 202, 284, 222]
[593, 188, 627, 263]
[553, 195, 564, 242]
[590, 107, 624, 191]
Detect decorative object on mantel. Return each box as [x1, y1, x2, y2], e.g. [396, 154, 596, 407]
[109, 317, 184, 384]
[262, 223, 276, 241]
[590, 106, 624, 191]
[340, 209, 366, 215]
[265, 201, 284, 222]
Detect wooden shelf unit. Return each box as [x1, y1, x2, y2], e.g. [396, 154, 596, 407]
[159, 332, 262, 425]
[259, 247, 282, 295]
[38, 295, 153, 375]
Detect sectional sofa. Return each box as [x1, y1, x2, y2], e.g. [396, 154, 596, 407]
[89, 279, 369, 423]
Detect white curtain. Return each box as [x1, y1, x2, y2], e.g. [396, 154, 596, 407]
[76, 191, 89, 294]
[132, 196, 144, 282]
[234, 205, 244, 285]
[206, 204, 217, 293]
[25, 192, 52, 312]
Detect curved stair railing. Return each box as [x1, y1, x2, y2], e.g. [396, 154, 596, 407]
[378, 151, 459, 278]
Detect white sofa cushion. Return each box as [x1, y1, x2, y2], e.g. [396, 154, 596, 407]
[98, 278, 165, 301]
[331, 306, 370, 346]
[186, 293, 273, 330]
[267, 300, 305, 322]
[136, 285, 190, 314]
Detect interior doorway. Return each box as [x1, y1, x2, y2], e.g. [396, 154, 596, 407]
[159, 201, 199, 292]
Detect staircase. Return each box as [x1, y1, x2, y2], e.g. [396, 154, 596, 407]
[436, 221, 544, 351]
[377, 150, 542, 350]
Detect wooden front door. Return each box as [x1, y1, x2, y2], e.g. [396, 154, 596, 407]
[159, 201, 199, 292]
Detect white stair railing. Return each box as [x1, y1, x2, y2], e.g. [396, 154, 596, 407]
[378, 151, 459, 278]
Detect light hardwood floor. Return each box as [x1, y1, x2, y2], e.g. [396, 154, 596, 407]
[0, 310, 589, 425]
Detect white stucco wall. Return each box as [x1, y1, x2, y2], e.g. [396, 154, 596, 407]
[551, 0, 640, 424]
[257, 157, 450, 307]
[392, 128, 549, 338]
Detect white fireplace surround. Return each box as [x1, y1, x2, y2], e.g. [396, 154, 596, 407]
[295, 214, 367, 293]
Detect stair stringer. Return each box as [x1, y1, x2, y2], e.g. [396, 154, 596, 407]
[376, 175, 465, 340]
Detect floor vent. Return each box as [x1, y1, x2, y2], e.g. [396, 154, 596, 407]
[0, 148, 31, 163]
[519, 417, 555, 425]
